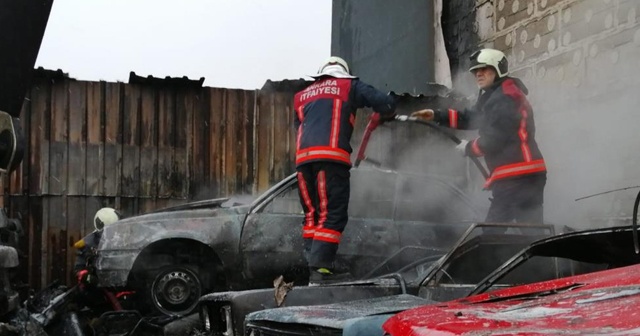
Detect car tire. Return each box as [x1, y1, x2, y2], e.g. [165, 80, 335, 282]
[146, 264, 203, 317]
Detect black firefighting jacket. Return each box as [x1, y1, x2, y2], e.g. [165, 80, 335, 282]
[294, 77, 395, 167]
[73, 230, 102, 274]
[434, 77, 546, 188]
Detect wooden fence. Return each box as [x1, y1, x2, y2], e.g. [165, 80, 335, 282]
[2, 74, 298, 288]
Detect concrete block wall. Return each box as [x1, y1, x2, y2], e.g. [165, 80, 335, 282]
[444, 0, 640, 227]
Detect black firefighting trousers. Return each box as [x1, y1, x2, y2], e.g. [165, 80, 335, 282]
[485, 173, 547, 224]
[296, 162, 350, 269]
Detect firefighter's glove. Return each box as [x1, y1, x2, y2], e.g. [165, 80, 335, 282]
[456, 140, 469, 156]
[379, 112, 397, 124]
[410, 109, 435, 121]
[77, 269, 93, 285]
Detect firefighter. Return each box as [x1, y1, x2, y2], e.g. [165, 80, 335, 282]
[73, 207, 123, 284]
[411, 48, 547, 227]
[295, 56, 396, 285]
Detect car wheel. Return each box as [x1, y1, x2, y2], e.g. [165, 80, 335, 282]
[148, 265, 202, 316]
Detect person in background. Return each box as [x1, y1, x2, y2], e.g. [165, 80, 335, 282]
[73, 207, 123, 284]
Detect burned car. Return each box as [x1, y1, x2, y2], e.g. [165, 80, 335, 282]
[200, 223, 553, 335]
[95, 167, 483, 316]
[243, 225, 640, 336]
[383, 249, 640, 335]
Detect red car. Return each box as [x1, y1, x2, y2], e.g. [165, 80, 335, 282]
[384, 263, 640, 335]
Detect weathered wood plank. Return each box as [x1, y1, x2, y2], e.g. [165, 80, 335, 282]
[47, 197, 67, 283]
[139, 86, 157, 198]
[86, 81, 103, 196]
[49, 80, 69, 195]
[209, 88, 225, 197]
[66, 196, 85, 285]
[157, 88, 174, 198]
[28, 197, 44, 289]
[240, 90, 255, 194]
[67, 81, 86, 196]
[121, 85, 141, 197]
[188, 89, 208, 198]
[273, 92, 289, 183]
[104, 83, 122, 196]
[224, 90, 238, 195]
[256, 91, 272, 193]
[174, 89, 189, 199]
[29, 82, 51, 196]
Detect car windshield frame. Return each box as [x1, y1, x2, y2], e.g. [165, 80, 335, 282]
[417, 222, 555, 288]
[249, 173, 298, 213]
[469, 225, 638, 296]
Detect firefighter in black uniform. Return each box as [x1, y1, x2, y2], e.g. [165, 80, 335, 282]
[412, 48, 547, 226]
[73, 207, 123, 284]
[295, 56, 396, 285]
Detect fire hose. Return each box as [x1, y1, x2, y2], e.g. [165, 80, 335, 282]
[355, 113, 490, 179]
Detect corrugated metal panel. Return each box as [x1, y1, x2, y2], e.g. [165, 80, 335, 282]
[331, 0, 436, 94]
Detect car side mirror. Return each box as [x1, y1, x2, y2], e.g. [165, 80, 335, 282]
[0, 111, 24, 174]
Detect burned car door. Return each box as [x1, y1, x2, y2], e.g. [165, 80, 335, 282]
[240, 175, 306, 283]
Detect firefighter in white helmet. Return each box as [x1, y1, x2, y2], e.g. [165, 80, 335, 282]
[73, 207, 122, 282]
[294, 56, 396, 285]
[411, 48, 547, 228]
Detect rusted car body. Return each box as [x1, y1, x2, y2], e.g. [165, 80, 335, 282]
[95, 167, 482, 316]
[200, 223, 553, 335]
[384, 255, 640, 335]
[243, 225, 640, 336]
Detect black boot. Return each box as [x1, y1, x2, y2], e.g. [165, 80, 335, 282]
[308, 267, 352, 286]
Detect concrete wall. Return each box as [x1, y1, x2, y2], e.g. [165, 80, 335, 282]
[444, 0, 640, 227]
[331, 0, 435, 94]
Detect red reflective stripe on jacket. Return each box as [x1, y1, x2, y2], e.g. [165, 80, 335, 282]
[449, 109, 458, 129]
[296, 147, 351, 166]
[484, 159, 546, 188]
[330, 99, 342, 148]
[314, 227, 341, 244]
[471, 138, 484, 157]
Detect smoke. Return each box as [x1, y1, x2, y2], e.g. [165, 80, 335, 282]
[521, 43, 640, 228]
[348, 113, 490, 226]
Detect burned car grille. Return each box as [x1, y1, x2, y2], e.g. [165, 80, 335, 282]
[246, 321, 342, 336]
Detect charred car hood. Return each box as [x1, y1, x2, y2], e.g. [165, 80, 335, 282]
[246, 294, 432, 329]
[99, 201, 251, 250]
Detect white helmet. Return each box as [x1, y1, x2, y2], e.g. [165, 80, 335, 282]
[469, 48, 509, 78]
[94, 207, 122, 231]
[310, 56, 357, 79]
